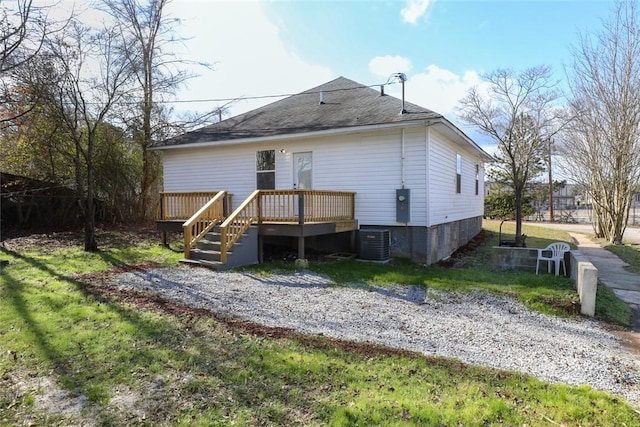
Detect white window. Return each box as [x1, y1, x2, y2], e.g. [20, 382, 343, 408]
[456, 154, 462, 194]
[256, 150, 275, 189]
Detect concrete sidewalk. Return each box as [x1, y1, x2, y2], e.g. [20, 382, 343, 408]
[568, 232, 640, 329]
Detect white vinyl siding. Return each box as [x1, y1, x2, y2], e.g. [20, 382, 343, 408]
[160, 124, 483, 227]
[276, 128, 427, 226]
[427, 129, 484, 225]
[163, 144, 284, 203]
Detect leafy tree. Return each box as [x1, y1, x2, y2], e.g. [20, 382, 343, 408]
[563, 0, 640, 244]
[0, 95, 73, 182]
[92, 123, 144, 222]
[458, 66, 561, 246]
[485, 190, 535, 221]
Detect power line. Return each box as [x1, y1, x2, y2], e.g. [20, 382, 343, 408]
[1, 80, 399, 106]
[160, 81, 396, 105]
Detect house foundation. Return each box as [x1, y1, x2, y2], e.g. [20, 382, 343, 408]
[359, 216, 483, 265]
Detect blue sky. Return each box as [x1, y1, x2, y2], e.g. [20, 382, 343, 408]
[60, 0, 613, 139]
[165, 0, 614, 130]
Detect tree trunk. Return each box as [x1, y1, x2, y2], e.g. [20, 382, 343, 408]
[515, 198, 525, 247]
[84, 197, 97, 251]
[84, 138, 98, 251]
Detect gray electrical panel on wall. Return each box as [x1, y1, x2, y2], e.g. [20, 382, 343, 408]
[396, 188, 410, 223]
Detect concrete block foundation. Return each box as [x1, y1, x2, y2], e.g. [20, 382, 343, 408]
[361, 216, 483, 265]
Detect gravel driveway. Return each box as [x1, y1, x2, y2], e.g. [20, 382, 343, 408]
[107, 266, 640, 406]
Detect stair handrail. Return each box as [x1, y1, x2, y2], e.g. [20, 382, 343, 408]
[219, 190, 261, 263]
[183, 191, 227, 258]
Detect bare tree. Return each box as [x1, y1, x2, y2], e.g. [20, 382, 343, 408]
[0, 0, 45, 73]
[100, 0, 208, 220]
[458, 66, 561, 246]
[0, 0, 63, 123]
[563, 1, 640, 244]
[26, 19, 132, 250]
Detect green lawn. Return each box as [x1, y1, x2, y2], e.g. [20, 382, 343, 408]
[0, 225, 638, 425]
[605, 241, 640, 274]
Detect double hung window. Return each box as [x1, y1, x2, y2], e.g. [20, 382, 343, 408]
[256, 150, 275, 190]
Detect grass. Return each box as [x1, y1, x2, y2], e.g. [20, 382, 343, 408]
[604, 242, 640, 274]
[246, 220, 584, 319]
[1, 224, 639, 425]
[482, 219, 578, 251]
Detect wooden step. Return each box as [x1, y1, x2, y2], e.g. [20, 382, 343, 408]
[197, 239, 222, 251]
[179, 258, 225, 270]
[189, 248, 228, 262]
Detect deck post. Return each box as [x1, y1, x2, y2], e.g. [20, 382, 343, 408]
[297, 236, 305, 260]
[298, 191, 305, 225]
[159, 196, 167, 246]
[297, 191, 306, 260]
[159, 194, 165, 220]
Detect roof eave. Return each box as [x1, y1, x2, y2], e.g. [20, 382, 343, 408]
[149, 120, 434, 151]
[432, 118, 494, 161]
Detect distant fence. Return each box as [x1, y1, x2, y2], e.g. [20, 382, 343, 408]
[526, 208, 640, 226]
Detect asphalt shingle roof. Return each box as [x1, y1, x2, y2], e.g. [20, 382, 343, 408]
[155, 76, 444, 147]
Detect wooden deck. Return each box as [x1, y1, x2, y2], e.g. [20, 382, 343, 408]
[259, 220, 358, 236]
[157, 190, 358, 262]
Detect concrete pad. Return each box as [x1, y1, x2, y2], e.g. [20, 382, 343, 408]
[568, 232, 640, 316]
[525, 221, 640, 245]
[598, 273, 640, 291]
[610, 289, 640, 306]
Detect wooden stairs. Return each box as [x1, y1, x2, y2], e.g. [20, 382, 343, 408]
[182, 225, 259, 270]
[159, 189, 357, 269]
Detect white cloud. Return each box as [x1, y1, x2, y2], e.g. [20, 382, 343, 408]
[400, 0, 432, 25]
[368, 55, 412, 79]
[394, 65, 481, 117]
[166, 1, 333, 118]
[396, 64, 496, 148]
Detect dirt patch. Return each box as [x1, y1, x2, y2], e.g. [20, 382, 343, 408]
[262, 244, 328, 263]
[438, 230, 487, 268]
[614, 330, 640, 355]
[0, 223, 165, 252]
[539, 295, 582, 314]
[9, 373, 97, 427]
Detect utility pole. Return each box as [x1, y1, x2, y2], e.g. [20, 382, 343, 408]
[548, 138, 554, 222]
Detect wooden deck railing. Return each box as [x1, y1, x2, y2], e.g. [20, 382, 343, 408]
[260, 190, 355, 223]
[218, 190, 355, 262]
[219, 190, 261, 263]
[163, 189, 356, 264]
[183, 191, 227, 258]
[160, 191, 220, 220]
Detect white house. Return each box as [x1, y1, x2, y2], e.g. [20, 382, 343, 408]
[151, 77, 491, 267]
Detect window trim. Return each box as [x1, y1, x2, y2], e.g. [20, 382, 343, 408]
[256, 149, 276, 190]
[456, 154, 462, 194]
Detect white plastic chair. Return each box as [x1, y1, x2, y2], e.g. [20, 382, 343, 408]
[536, 242, 571, 276]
